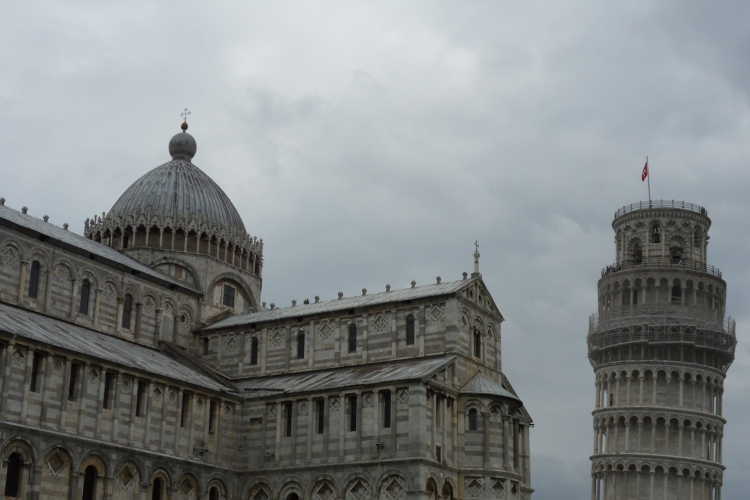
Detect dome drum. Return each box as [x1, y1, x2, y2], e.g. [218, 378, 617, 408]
[85, 211, 263, 277]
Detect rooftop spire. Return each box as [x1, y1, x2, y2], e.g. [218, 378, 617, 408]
[473, 240, 481, 277]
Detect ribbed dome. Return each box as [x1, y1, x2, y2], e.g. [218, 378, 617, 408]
[109, 131, 245, 233]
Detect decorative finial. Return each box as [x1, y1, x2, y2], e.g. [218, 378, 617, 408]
[362, 288, 367, 296]
[411, 280, 416, 288]
[43, 215, 49, 222]
[473, 241, 481, 276]
[22, 207, 28, 214]
[386, 284, 391, 292]
[436, 276, 441, 284]
[180, 108, 191, 131]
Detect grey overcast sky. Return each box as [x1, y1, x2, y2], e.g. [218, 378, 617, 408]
[2, 1, 749, 498]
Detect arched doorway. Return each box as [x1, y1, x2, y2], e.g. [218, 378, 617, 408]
[81, 465, 97, 500]
[209, 487, 220, 500]
[287, 493, 300, 500]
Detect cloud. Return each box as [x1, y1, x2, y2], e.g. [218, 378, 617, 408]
[1, 2, 749, 498]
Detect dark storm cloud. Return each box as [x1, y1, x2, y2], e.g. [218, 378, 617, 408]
[1, 2, 748, 499]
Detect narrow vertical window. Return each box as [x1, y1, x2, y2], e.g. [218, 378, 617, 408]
[473, 328, 482, 358]
[181, 392, 190, 427]
[348, 324, 357, 353]
[436, 396, 442, 427]
[297, 331, 305, 359]
[152, 478, 164, 500]
[383, 390, 392, 429]
[202, 338, 209, 355]
[317, 400, 325, 434]
[135, 382, 147, 417]
[250, 337, 259, 365]
[68, 363, 80, 401]
[349, 395, 357, 432]
[102, 372, 115, 409]
[406, 315, 415, 345]
[209, 400, 217, 433]
[223, 285, 235, 308]
[122, 294, 133, 329]
[285, 402, 293, 437]
[79, 279, 91, 315]
[28, 260, 40, 298]
[468, 408, 478, 431]
[29, 352, 43, 393]
[4, 452, 21, 497]
[436, 445, 442, 464]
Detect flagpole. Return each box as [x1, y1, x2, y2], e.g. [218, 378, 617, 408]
[647, 156, 651, 205]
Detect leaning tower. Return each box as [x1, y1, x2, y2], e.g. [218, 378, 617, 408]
[587, 201, 736, 500]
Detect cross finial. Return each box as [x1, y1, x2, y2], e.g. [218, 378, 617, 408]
[474, 240, 479, 252]
[181, 108, 191, 122]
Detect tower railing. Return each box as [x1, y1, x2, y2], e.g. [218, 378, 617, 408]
[601, 258, 722, 279]
[588, 307, 736, 354]
[614, 200, 708, 218]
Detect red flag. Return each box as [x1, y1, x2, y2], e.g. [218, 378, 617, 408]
[642, 160, 648, 181]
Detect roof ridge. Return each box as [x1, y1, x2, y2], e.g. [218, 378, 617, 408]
[206, 277, 476, 331]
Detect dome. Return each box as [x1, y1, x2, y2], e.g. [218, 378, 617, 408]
[108, 129, 246, 233]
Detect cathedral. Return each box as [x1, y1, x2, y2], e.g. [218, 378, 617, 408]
[0, 121, 533, 499]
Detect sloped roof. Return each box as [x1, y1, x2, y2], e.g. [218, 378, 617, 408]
[0, 302, 232, 394]
[205, 279, 476, 330]
[237, 355, 455, 398]
[0, 204, 200, 296]
[460, 371, 522, 403]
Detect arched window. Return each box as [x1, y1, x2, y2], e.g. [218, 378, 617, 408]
[671, 246, 683, 263]
[4, 452, 22, 497]
[442, 482, 454, 500]
[671, 286, 682, 303]
[122, 294, 133, 329]
[209, 487, 220, 500]
[28, 260, 40, 298]
[468, 409, 478, 431]
[79, 279, 91, 315]
[348, 324, 357, 353]
[651, 223, 661, 243]
[406, 315, 415, 345]
[287, 494, 299, 500]
[81, 465, 97, 500]
[152, 478, 164, 500]
[250, 337, 259, 365]
[297, 331, 305, 359]
[632, 242, 642, 264]
[473, 328, 482, 358]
